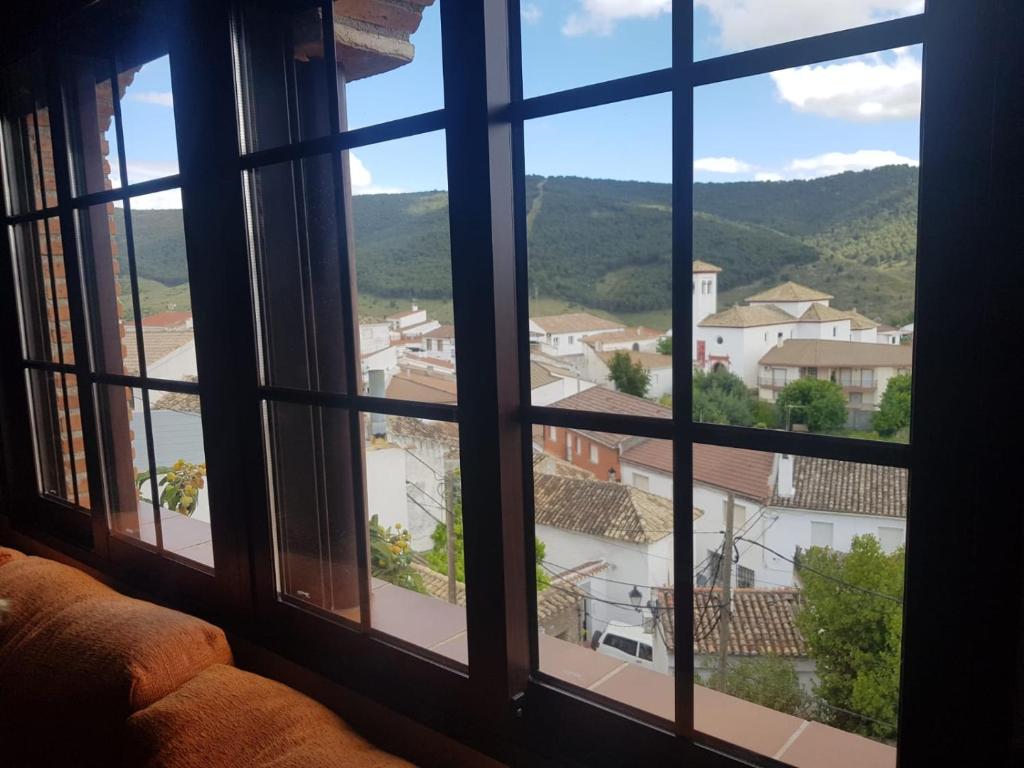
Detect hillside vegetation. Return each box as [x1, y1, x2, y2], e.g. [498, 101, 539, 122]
[118, 165, 918, 326]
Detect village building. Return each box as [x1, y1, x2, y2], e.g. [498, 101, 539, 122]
[528, 312, 624, 358]
[581, 347, 673, 400]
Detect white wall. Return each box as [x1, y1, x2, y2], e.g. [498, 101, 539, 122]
[795, 319, 851, 341]
[365, 446, 409, 533]
[148, 341, 198, 382]
[696, 323, 798, 388]
[531, 374, 596, 406]
[692, 272, 718, 357]
[360, 322, 391, 355]
[533, 326, 625, 357]
[621, 460, 673, 500]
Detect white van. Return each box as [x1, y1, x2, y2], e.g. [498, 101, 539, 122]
[592, 621, 655, 669]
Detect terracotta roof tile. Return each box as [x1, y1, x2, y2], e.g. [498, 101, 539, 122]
[620, 440, 776, 502]
[140, 310, 192, 327]
[532, 452, 596, 480]
[771, 455, 907, 518]
[758, 339, 912, 368]
[583, 326, 665, 346]
[842, 310, 880, 331]
[122, 328, 194, 376]
[799, 303, 853, 322]
[534, 473, 678, 544]
[385, 371, 457, 404]
[421, 324, 455, 339]
[692, 260, 722, 273]
[531, 312, 623, 334]
[699, 304, 795, 328]
[657, 588, 806, 657]
[548, 388, 670, 448]
[530, 361, 561, 389]
[597, 350, 673, 370]
[746, 281, 833, 303]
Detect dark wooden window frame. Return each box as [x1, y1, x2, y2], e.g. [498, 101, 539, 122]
[0, 2, 1021, 767]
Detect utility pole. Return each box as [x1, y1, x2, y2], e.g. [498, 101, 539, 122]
[717, 491, 735, 690]
[445, 467, 457, 604]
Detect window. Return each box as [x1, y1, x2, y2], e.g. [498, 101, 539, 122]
[810, 521, 834, 549]
[604, 634, 639, 657]
[0, 3, 1017, 768]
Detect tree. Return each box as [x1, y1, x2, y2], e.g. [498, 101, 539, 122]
[704, 655, 810, 718]
[607, 351, 651, 398]
[796, 535, 904, 741]
[692, 368, 763, 426]
[656, 336, 673, 355]
[873, 373, 911, 437]
[776, 378, 847, 432]
[426, 500, 549, 590]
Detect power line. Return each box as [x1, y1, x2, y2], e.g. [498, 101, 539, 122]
[813, 699, 897, 731]
[734, 536, 903, 604]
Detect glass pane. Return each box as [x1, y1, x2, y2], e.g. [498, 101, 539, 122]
[127, 191, 196, 382]
[77, 202, 138, 374]
[245, 155, 348, 392]
[695, 1, 923, 60]
[64, 55, 122, 197]
[693, 49, 920, 443]
[349, 131, 455, 404]
[520, 1, 671, 97]
[524, 95, 672, 414]
[96, 384, 153, 539]
[0, 54, 54, 214]
[26, 370, 87, 507]
[119, 55, 179, 184]
[340, 0, 443, 129]
[10, 218, 74, 364]
[364, 412, 465, 664]
[692, 446, 905, 764]
[534, 433, 675, 721]
[148, 388, 213, 569]
[234, 1, 330, 153]
[264, 401, 360, 620]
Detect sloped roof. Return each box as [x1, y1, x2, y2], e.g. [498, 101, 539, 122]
[597, 350, 673, 370]
[657, 588, 807, 657]
[386, 415, 459, 449]
[698, 304, 795, 328]
[842, 310, 880, 331]
[533, 451, 596, 480]
[799, 303, 853, 323]
[758, 339, 913, 368]
[534, 473, 686, 544]
[153, 389, 201, 414]
[141, 310, 191, 328]
[122, 328, 194, 376]
[692, 260, 722, 273]
[530, 361, 561, 389]
[746, 281, 833, 303]
[770, 455, 907, 518]
[531, 312, 623, 334]
[422, 324, 455, 340]
[385, 371, 457, 404]
[584, 327, 665, 346]
[620, 440, 776, 502]
[548, 387, 670, 448]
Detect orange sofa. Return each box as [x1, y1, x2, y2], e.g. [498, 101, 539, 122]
[0, 546, 412, 768]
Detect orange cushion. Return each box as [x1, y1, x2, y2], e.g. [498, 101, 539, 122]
[0, 545, 26, 567]
[124, 664, 415, 768]
[0, 557, 233, 767]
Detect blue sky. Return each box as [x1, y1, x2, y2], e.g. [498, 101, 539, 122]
[117, 1, 922, 207]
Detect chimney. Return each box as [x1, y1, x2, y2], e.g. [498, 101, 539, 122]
[368, 370, 387, 438]
[411, 304, 418, 312]
[777, 454, 795, 498]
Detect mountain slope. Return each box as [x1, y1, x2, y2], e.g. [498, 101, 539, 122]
[119, 165, 918, 325]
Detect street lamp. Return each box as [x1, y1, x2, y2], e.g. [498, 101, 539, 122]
[628, 585, 642, 611]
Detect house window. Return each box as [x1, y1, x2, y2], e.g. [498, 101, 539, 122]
[568, 335, 574, 345]
[549, 426, 558, 441]
[811, 521, 835, 549]
[575, 437, 582, 455]
[633, 472, 650, 491]
[737, 565, 755, 588]
[589, 444, 599, 464]
[879, 526, 905, 553]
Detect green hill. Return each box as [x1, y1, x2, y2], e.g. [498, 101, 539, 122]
[118, 165, 918, 326]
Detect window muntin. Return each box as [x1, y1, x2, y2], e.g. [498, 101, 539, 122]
[1, 54, 55, 215]
[694, 1, 924, 60]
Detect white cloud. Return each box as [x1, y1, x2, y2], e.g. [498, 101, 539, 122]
[771, 48, 921, 122]
[562, 0, 670, 37]
[347, 152, 405, 195]
[521, 2, 542, 24]
[696, 0, 923, 53]
[754, 172, 785, 182]
[786, 149, 917, 178]
[127, 90, 174, 108]
[108, 161, 182, 208]
[694, 156, 752, 174]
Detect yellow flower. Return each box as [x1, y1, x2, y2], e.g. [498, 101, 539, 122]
[389, 544, 401, 555]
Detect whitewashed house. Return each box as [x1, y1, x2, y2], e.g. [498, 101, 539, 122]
[583, 326, 666, 354]
[756, 338, 913, 412]
[692, 260, 721, 357]
[533, 470, 686, 632]
[528, 312, 624, 358]
[386, 305, 428, 333]
[420, 324, 456, 364]
[581, 346, 673, 400]
[529, 360, 596, 406]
